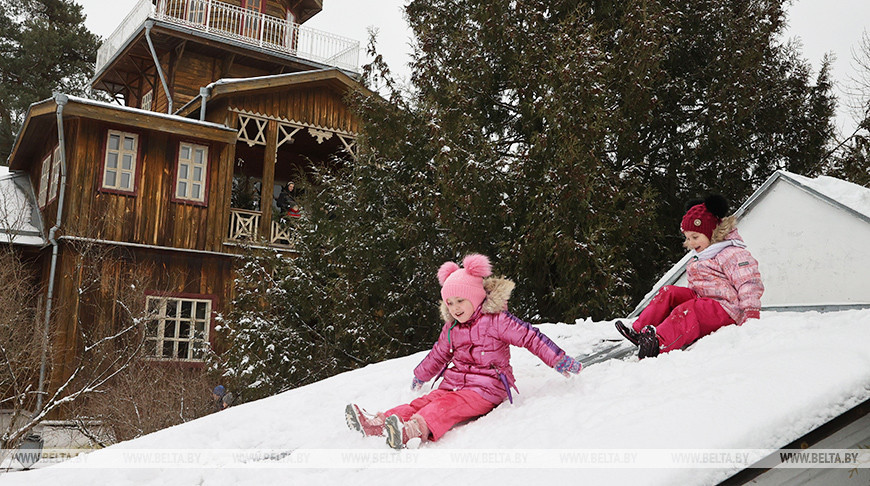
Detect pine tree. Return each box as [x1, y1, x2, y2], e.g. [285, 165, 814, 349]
[0, 0, 101, 163]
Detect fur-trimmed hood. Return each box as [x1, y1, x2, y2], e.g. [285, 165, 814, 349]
[711, 215, 737, 244]
[440, 276, 515, 322]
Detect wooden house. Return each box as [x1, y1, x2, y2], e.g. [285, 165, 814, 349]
[4, 0, 369, 417]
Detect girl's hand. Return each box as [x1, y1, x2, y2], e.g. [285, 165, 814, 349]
[555, 355, 582, 377]
[411, 376, 426, 390]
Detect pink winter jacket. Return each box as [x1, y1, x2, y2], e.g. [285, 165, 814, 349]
[686, 219, 764, 325]
[413, 277, 567, 405]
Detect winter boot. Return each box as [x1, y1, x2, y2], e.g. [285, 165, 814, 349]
[345, 404, 385, 437]
[637, 325, 660, 359]
[384, 414, 428, 450]
[615, 320, 641, 346]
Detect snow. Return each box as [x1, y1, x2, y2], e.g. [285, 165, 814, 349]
[782, 170, 870, 219]
[1, 310, 869, 485]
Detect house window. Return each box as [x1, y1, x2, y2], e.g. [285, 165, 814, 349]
[242, 0, 264, 38]
[145, 296, 211, 361]
[284, 10, 297, 50]
[186, 0, 206, 24]
[48, 145, 62, 203]
[37, 152, 51, 207]
[102, 130, 138, 192]
[141, 90, 153, 111]
[175, 142, 208, 202]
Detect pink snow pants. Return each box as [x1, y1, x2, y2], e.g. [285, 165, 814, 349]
[632, 285, 735, 353]
[385, 389, 497, 441]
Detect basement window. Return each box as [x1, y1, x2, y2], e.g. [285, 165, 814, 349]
[145, 296, 212, 361]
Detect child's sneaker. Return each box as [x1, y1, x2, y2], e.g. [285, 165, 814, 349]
[345, 404, 385, 437]
[637, 325, 660, 359]
[615, 320, 640, 345]
[384, 414, 426, 450]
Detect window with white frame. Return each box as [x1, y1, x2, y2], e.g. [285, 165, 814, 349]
[145, 296, 211, 361]
[49, 145, 62, 202]
[141, 90, 153, 111]
[102, 130, 138, 192]
[38, 152, 51, 207]
[176, 142, 208, 202]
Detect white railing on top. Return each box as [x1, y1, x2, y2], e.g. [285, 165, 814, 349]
[96, 0, 359, 75]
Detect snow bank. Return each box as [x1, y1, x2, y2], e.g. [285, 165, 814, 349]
[1, 310, 869, 485]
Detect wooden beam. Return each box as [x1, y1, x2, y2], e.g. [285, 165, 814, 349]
[221, 53, 236, 79]
[63, 101, 237, 143]
[260, 120, 279, 238]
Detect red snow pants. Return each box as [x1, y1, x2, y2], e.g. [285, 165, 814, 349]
[631, 285, 735, 353]
[385, 389, 497, 441]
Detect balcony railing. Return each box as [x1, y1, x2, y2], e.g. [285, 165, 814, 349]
[228, 208, 295, 248]
[96, 0, 360, 75]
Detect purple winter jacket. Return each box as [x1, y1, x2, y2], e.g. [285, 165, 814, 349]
[413, 277, 567, 404]
[686, 218, 764, 325]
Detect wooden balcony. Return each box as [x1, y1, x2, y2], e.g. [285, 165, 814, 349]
[227, 208, 295, 248]
[96, 0, 359, 75]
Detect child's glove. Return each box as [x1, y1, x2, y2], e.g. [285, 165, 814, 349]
[555, 355, 582, 377]
[411, 376, 425, 391]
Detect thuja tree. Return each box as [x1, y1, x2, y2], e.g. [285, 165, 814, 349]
[591, 0, 836, 283]
[399, 0, 836, 310]
[215, 0, 838, 398]
[213, 91, 451, 399]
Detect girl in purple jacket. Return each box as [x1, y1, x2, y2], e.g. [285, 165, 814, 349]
[616, 195, 764, 358]
[346, 254, 582, 449]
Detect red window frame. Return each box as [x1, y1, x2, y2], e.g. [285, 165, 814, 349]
[98, 128, 141, 197]
[170, 140, 211, 207]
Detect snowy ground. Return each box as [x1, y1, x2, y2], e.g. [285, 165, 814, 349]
[1, 310, 869, 485]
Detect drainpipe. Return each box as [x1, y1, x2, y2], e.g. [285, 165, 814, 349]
[145, 21, 173, 114]
[199, 86, 210, 121]
[36, 94, 69, 413]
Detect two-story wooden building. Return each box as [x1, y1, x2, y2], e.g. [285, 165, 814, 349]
[4, 0, 370, 414]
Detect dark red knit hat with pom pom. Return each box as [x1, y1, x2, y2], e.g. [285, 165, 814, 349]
[680, 195, 729, 240]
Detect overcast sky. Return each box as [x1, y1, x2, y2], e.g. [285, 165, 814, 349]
[77, 0, 870, 135]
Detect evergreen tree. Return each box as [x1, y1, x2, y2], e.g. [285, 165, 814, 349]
[0, 0, 101, 163]
[216, 0, 837, 398]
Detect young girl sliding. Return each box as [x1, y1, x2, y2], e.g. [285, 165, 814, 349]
[346, 254, 582, 449]
[616, 195, 764, 358]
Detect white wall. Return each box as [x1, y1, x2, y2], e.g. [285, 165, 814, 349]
[738, 180, 870, 307]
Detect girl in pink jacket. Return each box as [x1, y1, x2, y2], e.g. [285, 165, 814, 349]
[616, 195, 764, 358]
[346, 254, 582, 449]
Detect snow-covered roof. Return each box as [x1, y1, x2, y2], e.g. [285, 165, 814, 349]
[0, 169, 46, 246]
[2, 311, 868, 484]
[737, 170, 870, 223]
[60, 95, 234, 132]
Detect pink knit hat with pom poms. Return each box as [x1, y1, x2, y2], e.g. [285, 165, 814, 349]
[438, 254, 492, 310]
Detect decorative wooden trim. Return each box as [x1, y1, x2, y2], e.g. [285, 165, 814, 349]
[229, 107, 357, 137]
[337, 133, 358, 159]
[237, 114, 268, 147]
[277, 123, 303, 149]
[307, 127, 332, 144]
